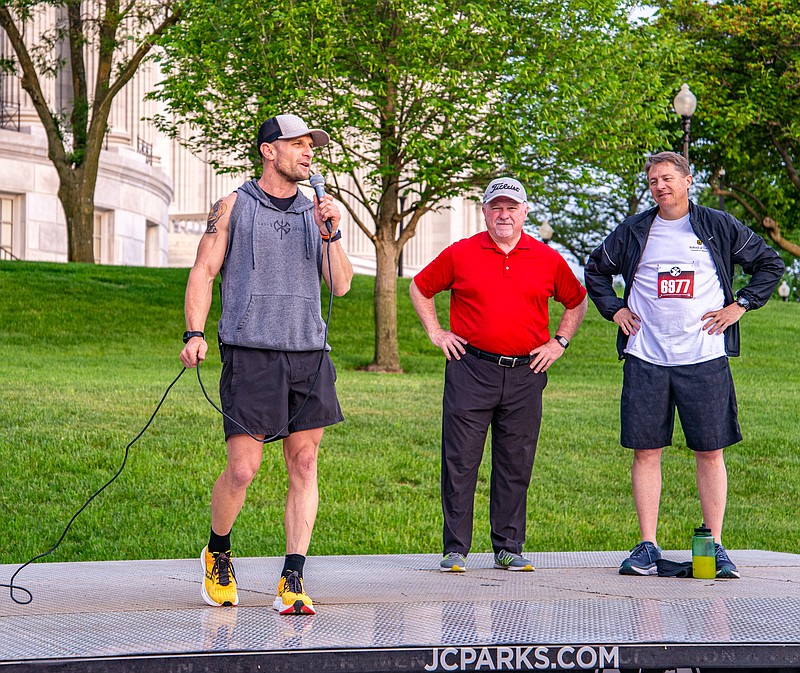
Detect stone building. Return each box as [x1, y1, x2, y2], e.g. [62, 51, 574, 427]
[0, 9, 486, 275]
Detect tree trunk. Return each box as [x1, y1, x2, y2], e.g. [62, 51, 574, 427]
[367, 238, 402, 373]
[1, 2, 183, 264]
[57, 168, 95, 263]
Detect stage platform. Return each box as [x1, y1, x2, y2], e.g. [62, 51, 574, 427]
[2, 550, 800, 672]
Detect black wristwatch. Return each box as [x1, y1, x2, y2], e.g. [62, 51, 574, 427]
[554, 335, 570, 350]
[735, 296, 751, 312]
[183, 330, 205, 343]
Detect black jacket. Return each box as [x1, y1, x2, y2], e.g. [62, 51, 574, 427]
[584, 201, 785, 359]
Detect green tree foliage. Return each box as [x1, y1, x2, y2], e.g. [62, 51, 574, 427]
[0, 1, 184, 262]
[152, 0, 673, 370]
[522, 14, 698, 264]
[658, 0, 800, 260]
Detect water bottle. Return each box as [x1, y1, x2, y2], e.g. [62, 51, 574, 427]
[692, 524, 716, 579]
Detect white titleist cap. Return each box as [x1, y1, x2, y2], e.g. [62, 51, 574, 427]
[483, 177, 527, 204]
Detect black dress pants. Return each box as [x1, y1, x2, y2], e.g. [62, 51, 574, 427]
[441, 351, 547, 555]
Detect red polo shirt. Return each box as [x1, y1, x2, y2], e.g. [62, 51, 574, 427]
[413, 231, 586, 355]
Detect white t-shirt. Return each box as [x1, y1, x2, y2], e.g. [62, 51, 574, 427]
[626, 213, 726, 366]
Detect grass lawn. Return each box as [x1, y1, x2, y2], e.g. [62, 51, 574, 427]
[1, 260, 798, 567]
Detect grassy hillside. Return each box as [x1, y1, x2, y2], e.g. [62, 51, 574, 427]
[1, 260, 798, 568]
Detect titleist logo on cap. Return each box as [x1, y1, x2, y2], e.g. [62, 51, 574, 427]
[490, 182, 520, 194]
[483, 177, 527, 204]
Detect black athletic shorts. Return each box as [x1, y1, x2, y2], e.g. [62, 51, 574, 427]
[219, 344, 344, 441]
[621, 354, 742, 451]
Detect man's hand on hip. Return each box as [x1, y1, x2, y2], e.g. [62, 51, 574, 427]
[529, 339, 565, 373]
[701, 303, 746, 336]
[431, 328, 467, 361]
[613, 307, 642, 336]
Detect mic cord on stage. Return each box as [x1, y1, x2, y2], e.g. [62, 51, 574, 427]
[1, 367, 187, 605]
[3, 233, 336, 605]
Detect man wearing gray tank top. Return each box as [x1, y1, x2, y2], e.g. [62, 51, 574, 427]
[180, 114, 354, 614]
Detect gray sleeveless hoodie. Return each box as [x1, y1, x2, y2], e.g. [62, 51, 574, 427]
[217, 179, 328, 351]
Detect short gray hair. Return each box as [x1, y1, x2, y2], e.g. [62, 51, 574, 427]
[644, 151, 691, 178]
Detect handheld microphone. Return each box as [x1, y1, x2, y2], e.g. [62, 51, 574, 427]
[309, 173, 333, 233]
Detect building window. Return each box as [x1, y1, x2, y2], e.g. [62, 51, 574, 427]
[93, 211, 113, 264]
[0, 72, 22, 132]
[1, 196, 14, 260]
[145, 220, 160, 267]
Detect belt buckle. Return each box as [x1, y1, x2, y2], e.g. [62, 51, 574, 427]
[497, 355, 514, 367]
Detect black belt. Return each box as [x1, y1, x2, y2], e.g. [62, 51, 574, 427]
[464, 344, 531, 368]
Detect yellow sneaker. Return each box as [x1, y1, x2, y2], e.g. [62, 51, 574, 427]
[273, 570, 315, 615]
[201, 546, 239, 607]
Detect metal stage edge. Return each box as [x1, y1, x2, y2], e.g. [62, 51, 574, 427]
[2, 550, 800, 672]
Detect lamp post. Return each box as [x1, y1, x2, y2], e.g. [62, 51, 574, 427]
[778, 280, 791, 302]
[538, 220, 554, 245]
[397, 191, 407, 277]
[673, 83, 697, 162]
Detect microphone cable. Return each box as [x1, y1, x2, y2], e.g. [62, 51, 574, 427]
[2, 367, 188, 605]
[3, 228, 337, 605]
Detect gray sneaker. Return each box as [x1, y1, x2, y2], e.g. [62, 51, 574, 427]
[494, 550, 535, 571]
[439, 552, 467, 572]
[715, 543, 740, 579]
[619, 541, 661, 576]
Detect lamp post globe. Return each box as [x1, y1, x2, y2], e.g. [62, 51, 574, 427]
[673, 83, 697, 162]
[538, 220, 554, 244]
[673, 83, 697, 117]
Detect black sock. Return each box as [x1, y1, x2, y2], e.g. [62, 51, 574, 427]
[282, 554, 305, 577]
[208, 528, 231, 554]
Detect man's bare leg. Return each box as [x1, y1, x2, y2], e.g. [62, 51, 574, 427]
[632, 447, 663, 545]
[211, 433, 265, 536]
[695, 448, 727, 542]
[283, 427, 323, 555]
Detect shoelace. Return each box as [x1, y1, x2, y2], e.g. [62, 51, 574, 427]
[212, 552, 235, 587]
[497, 551, 516, 565]
[630, 541, 655, 558]
[284, 571, 303, 594]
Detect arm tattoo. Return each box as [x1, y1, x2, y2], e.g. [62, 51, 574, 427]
[206, 200, 227, 233]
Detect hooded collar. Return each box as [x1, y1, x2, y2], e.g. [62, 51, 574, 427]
[238, 179, 314, 213]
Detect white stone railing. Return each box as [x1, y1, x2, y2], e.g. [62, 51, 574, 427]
[170, 215, 206, 236]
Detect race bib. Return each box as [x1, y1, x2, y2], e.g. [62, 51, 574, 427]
[657, 263, 694, 298]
